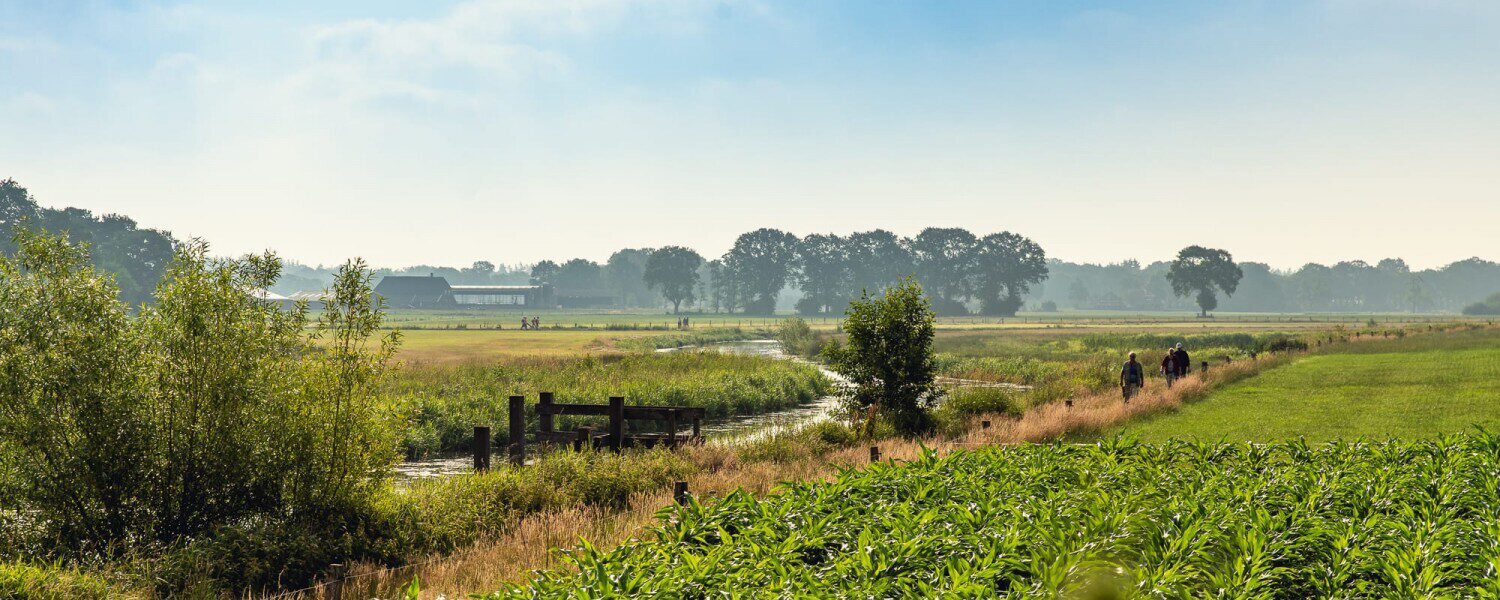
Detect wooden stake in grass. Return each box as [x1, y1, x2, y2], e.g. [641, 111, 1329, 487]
[869, 446, 881, 463]
[508, 395, 525, 466]
[674, 481, 690, 506]
[473, 426, 491, 471]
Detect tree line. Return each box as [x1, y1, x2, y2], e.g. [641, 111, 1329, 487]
[7, 177, 1500, 314]
[1, 179, 175, 306]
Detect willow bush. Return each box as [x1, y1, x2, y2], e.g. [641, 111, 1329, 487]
[0, 228, 400, 559]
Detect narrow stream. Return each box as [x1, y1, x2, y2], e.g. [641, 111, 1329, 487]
[396, 339, 845, 480]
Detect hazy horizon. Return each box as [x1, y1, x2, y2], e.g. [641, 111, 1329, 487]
[4, 1, 1498, 270]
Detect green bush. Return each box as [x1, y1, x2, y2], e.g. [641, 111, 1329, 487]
[0, 229, 401, 590]
[774, 318, 827, 358]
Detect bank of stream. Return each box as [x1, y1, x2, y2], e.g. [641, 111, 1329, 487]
[396, 339, 845, 479]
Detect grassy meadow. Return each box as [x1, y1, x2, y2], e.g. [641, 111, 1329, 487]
[1119, 327, 1500, 441]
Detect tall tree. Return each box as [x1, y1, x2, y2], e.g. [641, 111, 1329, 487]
[1166, 246, 1243, 317]
[907, 227, 978, 314]
[606, 248, 656, 307]
[554, 258, 604, 296]
[643, 246, 704, 314]
[529, 260, 560, 286]
[722, 228, 798, 315]
[792, 233, 851, 315]
[973, 231, 1048, 316]
[845, 229, 914, 300]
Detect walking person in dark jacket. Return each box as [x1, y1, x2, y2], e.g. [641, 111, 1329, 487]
[1160, 348, 1177, 388]
[1173, 343, 1191, 378]
[1121, 352, 1145, 402]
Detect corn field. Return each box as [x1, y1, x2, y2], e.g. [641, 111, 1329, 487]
[492, 433, 1500, 597]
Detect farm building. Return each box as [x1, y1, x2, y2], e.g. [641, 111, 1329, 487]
[373, 275, 456, 308]
[373, 275, 554, 309]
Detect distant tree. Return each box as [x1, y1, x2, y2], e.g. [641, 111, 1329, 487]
[907, 227, 978, 315]
[1462, 292, 1500, 316]
[722, 228, 799, 315]
[823, 277, 940, 436]
[1067, 280, 1091, 308]
[606, 248, 656, 307]
[845, 229, 914, 299]
[973, 231, 1048, 316]
[699, 259, 724, 312]
[0, 179, 42, 256]
[1166, 246, 1243, 317]
[554, 259, 604, 296]
[643, 246, 704, 314]
[1406, 274, 1432, 313]
[458, 260, 496, 284]
[792, 233, 851, 314]
[529, 260, 560, 286]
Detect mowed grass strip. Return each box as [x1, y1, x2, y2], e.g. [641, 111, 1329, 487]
[1119, 332, 1500, 441]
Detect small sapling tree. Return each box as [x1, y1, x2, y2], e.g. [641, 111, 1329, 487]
[1167, 245, 1243, 317]
[823, 277, 941, 435]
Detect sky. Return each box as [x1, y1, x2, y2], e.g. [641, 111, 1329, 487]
[2, 0, 1498, 270]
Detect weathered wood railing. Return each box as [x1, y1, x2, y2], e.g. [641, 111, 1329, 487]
[475, 392, 706, 468]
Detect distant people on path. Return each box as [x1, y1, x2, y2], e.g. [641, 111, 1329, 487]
[1160, 348, 1177, 388]
[520, 317, 529, 330]
[1173, 343, 1191, 377]
[1121, 352, 1144, 402]
[682, 316, 690, 329]
[532, 316, 540, 330]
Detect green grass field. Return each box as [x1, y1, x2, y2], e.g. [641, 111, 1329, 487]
[1120, 329, 1500, 441]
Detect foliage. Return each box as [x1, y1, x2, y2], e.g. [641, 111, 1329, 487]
[791, 233, 851, 314]
[1, 178, 175, 306]
[491, 433, 1500, 597]
[1167, 245, 1243, 316]
[823, 278, 940, 435]
[908, 227, 979, 314]
[0, 228, 400, 558]
[0, 561, 113, 600]
[974, 231, 1048, 316]
[773, 317, 826, 358]
[721, 228, 799, 314]
[642, 246, 703, 314]
[1463, 292, 1500, 315]
[392, 352, 832, 456]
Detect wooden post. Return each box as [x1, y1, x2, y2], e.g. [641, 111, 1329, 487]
[1201, 361, 1209, 378]
[508, 395, 525, 466]
[326, 564, 346, 600]
[574, 426, 593, 452]
[608, 396, 625, 453]
[981, 420, 991, 429]
[473, 426, 491, 471]
[692, 416, 701, 441]
[538, 391, 554, 440]
[869, 446, 880, 463]
[1065, 399, 1074, 409]
[667, 411, 678, 448]
[674, 481, 690, 506]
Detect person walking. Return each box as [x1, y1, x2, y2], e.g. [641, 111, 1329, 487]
[1173, 343, 1191, 378]
[1160, 348, 1177, 389]
[520, 316, 529, 330]
[532, 316, 540, 330]
[1121, 352, 1145, 403]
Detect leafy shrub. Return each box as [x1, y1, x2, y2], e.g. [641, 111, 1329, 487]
[824, 278, 941, 435]
[0, 230, 400, 584]
[774, 318, 827, 358]
[939, 387, 1026, 417]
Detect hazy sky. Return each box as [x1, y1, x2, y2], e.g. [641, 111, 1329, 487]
[3, 1, 1497, 270]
